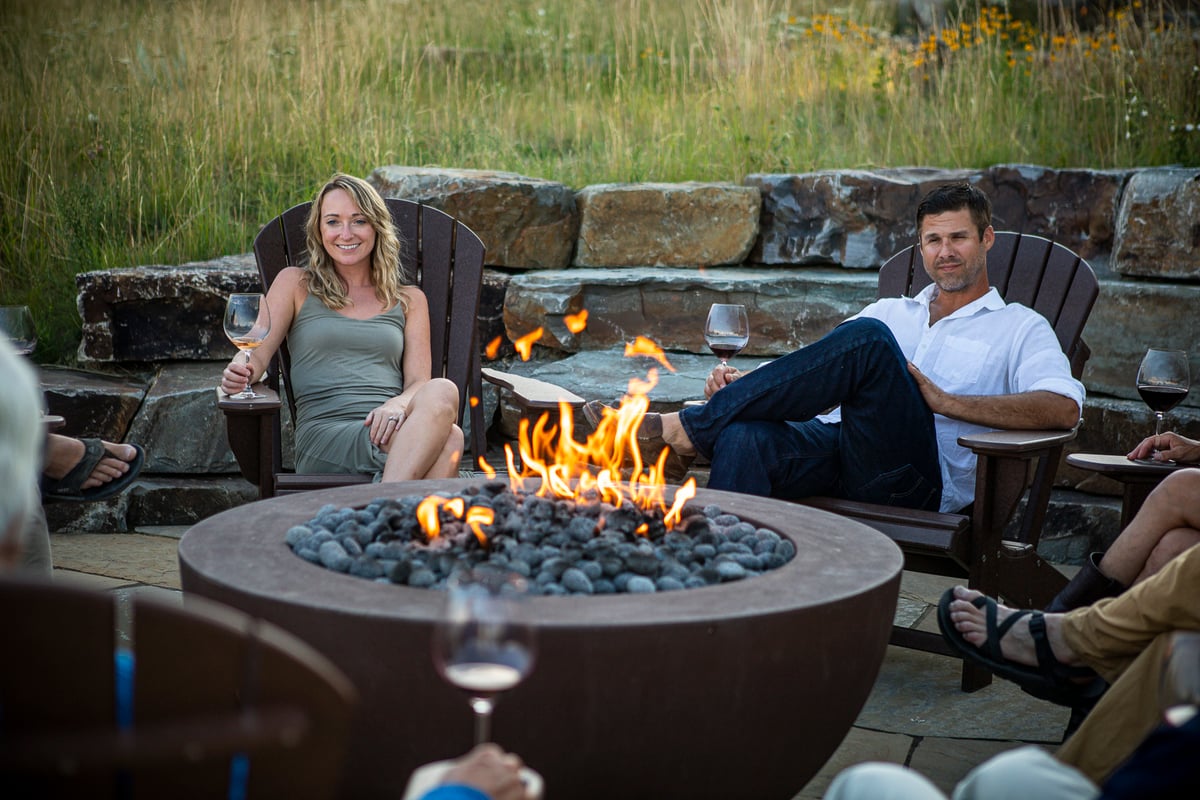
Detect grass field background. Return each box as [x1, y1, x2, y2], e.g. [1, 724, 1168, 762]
[2, 0, 1196, 362]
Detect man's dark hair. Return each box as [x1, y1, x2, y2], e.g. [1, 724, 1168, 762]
[916, 183, 992, 238]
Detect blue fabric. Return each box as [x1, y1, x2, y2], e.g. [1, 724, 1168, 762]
[1099, 713, 1200, 799]
[227, 753, 250, 800]
[114, 648, 135, 729]
[679, 318, 941, 509]
[419, 785, 492, 800]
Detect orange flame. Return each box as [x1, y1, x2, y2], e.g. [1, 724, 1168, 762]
[470, 396, 480, 408]
[485, 336, 502, 359]
[624, 336, 676, 372]
[500, 366, 697, 532]
[416, 495, 495, 546]
[513, 328, 543, 361]
[565, 309, 589, 333]
[477, 456, 496, 479]
[430, 337, 696, 543]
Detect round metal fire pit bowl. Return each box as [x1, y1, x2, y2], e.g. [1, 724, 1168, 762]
[179, 480, 902, 799]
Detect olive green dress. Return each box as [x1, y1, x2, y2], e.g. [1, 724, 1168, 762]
[287, 293, 406, 479]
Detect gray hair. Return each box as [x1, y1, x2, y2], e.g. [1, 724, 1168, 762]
[0, 340, 43, 547]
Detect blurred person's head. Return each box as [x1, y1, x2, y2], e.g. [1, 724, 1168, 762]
[0, 340, 43, 568]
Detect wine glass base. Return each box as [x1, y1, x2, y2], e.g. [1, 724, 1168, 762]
[229, 390, 266, 400]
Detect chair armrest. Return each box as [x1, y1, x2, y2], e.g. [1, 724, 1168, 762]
[216, 385, 282, 415]
[957, 428, 1077, 456]
[481, 367, 585, 411]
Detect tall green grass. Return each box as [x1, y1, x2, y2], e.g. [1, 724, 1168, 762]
[2, 0, 1196, 362]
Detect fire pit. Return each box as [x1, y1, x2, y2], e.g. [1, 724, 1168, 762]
[179, 479, 902, 799]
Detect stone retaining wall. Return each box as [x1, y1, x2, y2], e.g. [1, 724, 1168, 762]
[53, 164, 1199, 547]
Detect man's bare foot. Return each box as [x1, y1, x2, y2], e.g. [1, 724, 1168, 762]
[948, 585, 1082, 668]
[44, 435, 138, 490]
[659, 413, 696, 457]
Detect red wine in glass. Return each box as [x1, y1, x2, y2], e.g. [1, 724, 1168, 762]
[704, 304, 750, 367]
[1137, 385, 1188, 414]
[1135, 348, 1190, 460]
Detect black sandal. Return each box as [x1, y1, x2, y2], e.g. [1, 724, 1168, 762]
[937, 588, 1103, 706]
[41, 440, 145, 503]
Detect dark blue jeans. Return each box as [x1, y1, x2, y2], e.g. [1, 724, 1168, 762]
[679, 318, 942, 510]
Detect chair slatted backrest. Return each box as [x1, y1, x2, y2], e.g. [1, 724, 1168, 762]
[877, 231, 1098, 379]
[252, 198, 488, 459]
[0, 576, 357, 798]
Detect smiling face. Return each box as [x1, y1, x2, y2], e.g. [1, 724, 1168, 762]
[320, 187, 377, 273]
[918, 208, 994, 296]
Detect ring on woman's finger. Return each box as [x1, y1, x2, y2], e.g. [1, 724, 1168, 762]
[387, 415, 400, 422]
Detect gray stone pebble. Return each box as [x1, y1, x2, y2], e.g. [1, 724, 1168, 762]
[286, 489, 794, 596]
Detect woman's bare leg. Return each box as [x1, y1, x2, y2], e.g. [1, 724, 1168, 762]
[422, 425, 465, 479]
[1098, 469, 1200, 586]
[380, 378, 461, 482]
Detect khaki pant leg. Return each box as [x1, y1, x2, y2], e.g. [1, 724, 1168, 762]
[1060, 542, 1200, 682]
[1055, 633, 1172, 786]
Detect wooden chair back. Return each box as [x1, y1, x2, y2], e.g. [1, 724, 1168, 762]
[878, 231, 1097, 380]
[226, 198, 487, 496]
[0, 575, 357, 798]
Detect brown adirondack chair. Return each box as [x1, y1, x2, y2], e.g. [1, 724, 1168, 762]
[477, 232, 1098, 691]
[802, 231, 1099, 690]
[220, 198, 487, 498]
[0, 574, 357, 798]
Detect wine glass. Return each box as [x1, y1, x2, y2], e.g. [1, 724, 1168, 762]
[0, 305, 37, 357]
[223, 293, 271, 399]
[433, 566, 535, 746]
[704, 303, 750, 368]
[1135, 348, 1190, 441]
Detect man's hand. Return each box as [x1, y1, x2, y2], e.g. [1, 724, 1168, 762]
[906, 362, 949, 415]
[440, 744, 530, 800]
[907, 363, 1079, 430]
[705, 364, 742, 398]
[1128, 431, 1200, 463]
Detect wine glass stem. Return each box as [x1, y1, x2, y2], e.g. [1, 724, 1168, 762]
[1155, 412, 1165, 437]
[470, 696, 495, 745]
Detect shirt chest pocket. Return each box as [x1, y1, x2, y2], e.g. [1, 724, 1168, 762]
[930, 335, 992, 390]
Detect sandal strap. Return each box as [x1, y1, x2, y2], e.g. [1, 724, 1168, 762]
[974, 594, 1033, 663]
[1028, 612, 1057, 674]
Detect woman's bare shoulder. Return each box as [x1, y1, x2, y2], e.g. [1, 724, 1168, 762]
[401, 284, 429, 309]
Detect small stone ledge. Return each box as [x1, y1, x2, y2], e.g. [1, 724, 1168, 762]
[77, 255, 258, 363]
[503, 266, 877, 356]
[369, 166, 579, 269]
[574, 182, 760, 267]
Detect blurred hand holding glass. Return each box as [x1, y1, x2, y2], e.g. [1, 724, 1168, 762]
[433, 566, 535, 746]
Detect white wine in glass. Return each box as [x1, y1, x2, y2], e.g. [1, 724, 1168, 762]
[1135, 348, 1190, 448]
[0, 305, 37, 357]
[433, 567, 535, 747]
[223, 293, 271, 399]
[704, 303, 750, 367]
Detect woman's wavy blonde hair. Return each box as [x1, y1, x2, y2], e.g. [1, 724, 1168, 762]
[303, 173, 411, 312]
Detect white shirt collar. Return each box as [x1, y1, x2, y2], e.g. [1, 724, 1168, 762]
[910, 283, 1005, 319]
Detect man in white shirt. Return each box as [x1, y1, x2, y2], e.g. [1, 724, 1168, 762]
[600, 183, 1085, 514]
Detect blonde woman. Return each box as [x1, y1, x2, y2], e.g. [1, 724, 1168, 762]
[219, 173, 462, 482]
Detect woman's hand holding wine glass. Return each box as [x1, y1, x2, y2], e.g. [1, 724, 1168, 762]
[1135, 348, 1190, 462]
[434, 567, 536, 747]
[223, 293, 272, 399]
